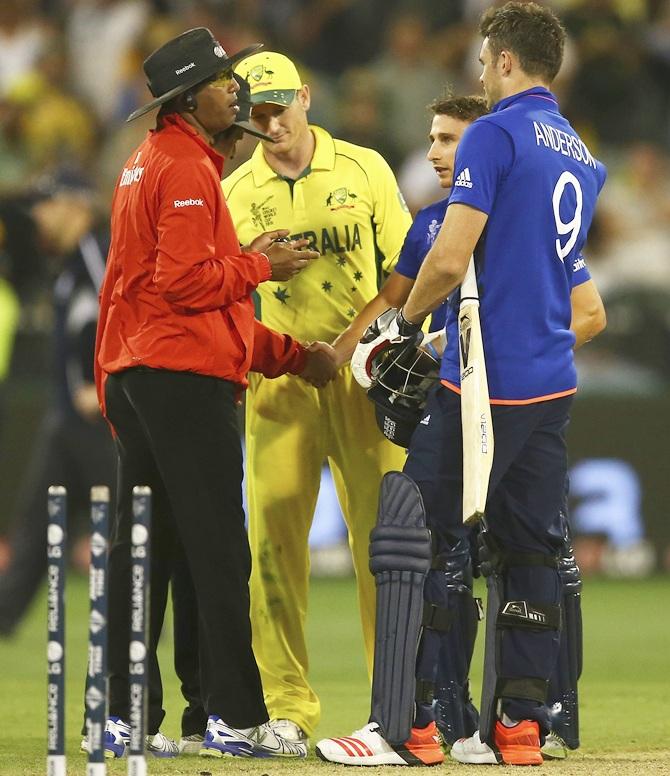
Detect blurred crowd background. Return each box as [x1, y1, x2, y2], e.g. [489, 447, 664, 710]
[0, 0, 669, 593]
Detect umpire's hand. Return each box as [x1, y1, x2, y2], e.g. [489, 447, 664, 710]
[244, 229, 291, 254]
[265, 237, 320, 282]
[300, 341, 338, 388]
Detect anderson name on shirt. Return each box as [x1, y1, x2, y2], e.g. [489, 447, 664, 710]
[533, 121, 597, 169]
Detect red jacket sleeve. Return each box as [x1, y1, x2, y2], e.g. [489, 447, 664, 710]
[251, 319, 307, 377]
[153, 157, 272, 311]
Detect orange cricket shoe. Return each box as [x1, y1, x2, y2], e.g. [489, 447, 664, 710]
[494, 719, 543, 765]
[451, 719, 543, 766]
[403, 722, 446, 765]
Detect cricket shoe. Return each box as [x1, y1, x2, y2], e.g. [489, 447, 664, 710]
[199, 715, 307, 758]
[178, 733, 205, 754]
[270, 718, 309, 747]
[103, 716, 131, 759]
[451, 718, 542, 766]
[315, 721, 444, 766]
[146, 731, 179, 757]
[541, 732, 568, 760]
[80, 718, 178, 758]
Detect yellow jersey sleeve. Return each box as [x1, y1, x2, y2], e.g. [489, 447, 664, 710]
[361, 146, 412, 277]
[222, 126, 412, 343]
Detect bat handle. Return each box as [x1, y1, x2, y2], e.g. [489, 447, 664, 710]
[460, 255, 479, 302]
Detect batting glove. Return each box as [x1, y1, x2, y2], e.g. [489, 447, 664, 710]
[351, 308, 424, 390]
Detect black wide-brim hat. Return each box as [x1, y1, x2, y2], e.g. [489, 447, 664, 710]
[127, 27, 262, 122]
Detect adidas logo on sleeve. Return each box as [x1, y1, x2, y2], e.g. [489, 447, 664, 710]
[454, 168, 473, 188]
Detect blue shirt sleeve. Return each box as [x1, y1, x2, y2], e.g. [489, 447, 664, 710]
[448, 119, 515, 215]
[394, 218, 423, 279]
[570, 252, 591, 288]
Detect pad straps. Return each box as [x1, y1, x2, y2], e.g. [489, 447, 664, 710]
[497, 600, 562, 630]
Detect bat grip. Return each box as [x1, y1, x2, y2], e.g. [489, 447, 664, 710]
[460, 256, 479, 300]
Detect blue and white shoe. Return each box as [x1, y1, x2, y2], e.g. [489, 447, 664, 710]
[83, 717, 178, 759]
[200, 715, 307, 759]
[104, 716, 131, 759]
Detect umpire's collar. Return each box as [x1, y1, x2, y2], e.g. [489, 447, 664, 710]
[251, 124, 335, 186]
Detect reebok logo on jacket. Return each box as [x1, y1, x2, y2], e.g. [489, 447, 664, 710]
[174, 198, 204, 207]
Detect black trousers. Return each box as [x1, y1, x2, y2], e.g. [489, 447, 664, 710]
[104, 368, 268, 732]
[172, 548, 207, 737]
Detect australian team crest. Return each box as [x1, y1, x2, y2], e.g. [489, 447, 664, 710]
[247, 64, 273, 83]
[326, 187, 357, 210]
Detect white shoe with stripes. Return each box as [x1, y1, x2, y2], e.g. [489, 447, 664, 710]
[316, 721, 444, 766]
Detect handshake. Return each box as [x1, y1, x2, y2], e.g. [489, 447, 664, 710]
[299, 341, 339, 388]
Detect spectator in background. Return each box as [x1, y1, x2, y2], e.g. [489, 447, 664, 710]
[644, 0, 670, 136]
[0, 99, 32, 194]
[66, 0, 150, 123]
[586, 141, 670, 294]
[289, 0, 392, 75]
[0, 175, 116, 637]
[573, 143, 670, 398]
[0, 0, 54, 192]
[96, 15, 181, 200]
[0, 0, 51, 97]
[367, 12, 456, 164]
[4, 39, 96, 175]
[563, 0, 663, 145]
[335, 68, 398, 168]
[179, 0, 266, 54]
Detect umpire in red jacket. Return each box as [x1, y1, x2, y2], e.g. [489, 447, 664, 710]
[94, 28, 333, 757]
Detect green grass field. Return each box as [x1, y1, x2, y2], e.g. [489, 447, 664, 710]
[1, 574, 669, 775]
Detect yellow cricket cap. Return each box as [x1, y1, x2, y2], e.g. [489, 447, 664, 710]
[235, 51, 302, 106]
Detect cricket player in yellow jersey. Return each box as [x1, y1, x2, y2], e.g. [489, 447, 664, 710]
[222, 52, 412, 744]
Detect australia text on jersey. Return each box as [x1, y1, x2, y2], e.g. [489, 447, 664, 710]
[533, 121, 596, 169]
[289, 223, 363, 254]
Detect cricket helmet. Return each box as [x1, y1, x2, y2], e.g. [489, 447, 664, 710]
[367, 331, 444, 448]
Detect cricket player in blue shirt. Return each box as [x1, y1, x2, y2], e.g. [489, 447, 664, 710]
[394, 95, 489, 334]
[395, 94, 595, 762]
[317, 2, 606, 767]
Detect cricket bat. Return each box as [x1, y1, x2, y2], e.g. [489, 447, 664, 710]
[458, 256, 494, 525]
